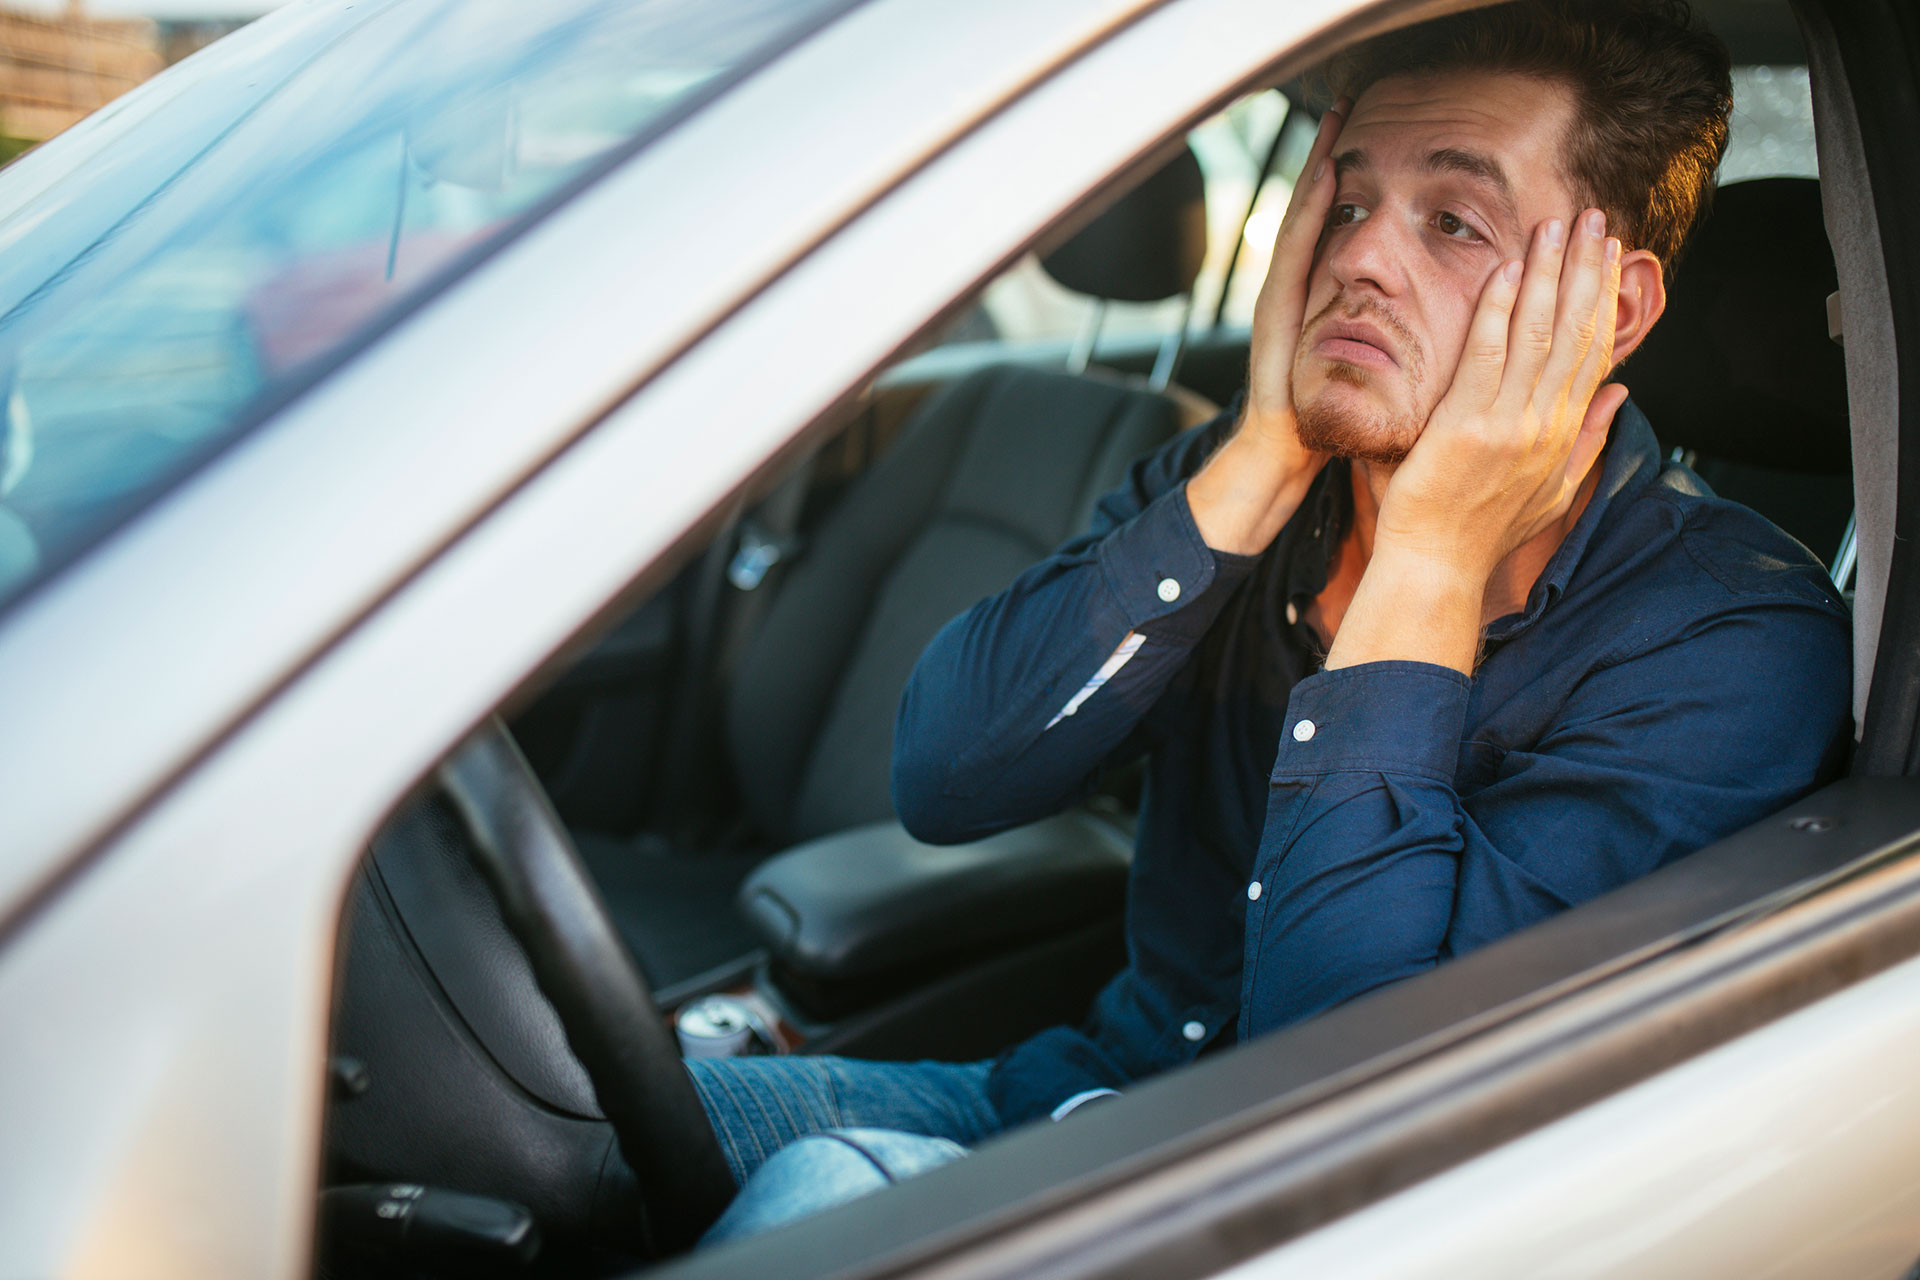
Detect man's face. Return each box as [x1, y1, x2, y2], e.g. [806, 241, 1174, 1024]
[1293, 70, 1583, 464]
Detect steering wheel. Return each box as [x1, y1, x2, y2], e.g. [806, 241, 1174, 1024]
[435, 720, 735, 1255]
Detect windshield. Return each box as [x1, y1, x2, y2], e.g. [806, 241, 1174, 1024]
[0, 0, 855, 615]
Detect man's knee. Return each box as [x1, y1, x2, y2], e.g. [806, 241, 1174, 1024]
[701, 1128, 968, 1245]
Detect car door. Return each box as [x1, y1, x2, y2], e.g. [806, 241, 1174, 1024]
[8, 0, 1916, 1276]
[0, 0, 1381, 1275]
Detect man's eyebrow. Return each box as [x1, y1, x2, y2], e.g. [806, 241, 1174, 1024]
[1425, 146, 1519, 225]
[1332, 147, 1369, 180]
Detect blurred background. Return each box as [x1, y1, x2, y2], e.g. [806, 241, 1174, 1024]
[0, 0, 277, 162]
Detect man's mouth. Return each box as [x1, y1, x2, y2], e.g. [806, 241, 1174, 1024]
[1313, 317, 1399, 371]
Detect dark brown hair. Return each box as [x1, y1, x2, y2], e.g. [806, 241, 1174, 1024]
[1323, 0, 1733, 271]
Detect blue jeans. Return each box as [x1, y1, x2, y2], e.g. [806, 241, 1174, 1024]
[686, 1056, 999, 1242]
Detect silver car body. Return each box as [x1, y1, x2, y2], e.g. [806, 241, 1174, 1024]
[0, 0, 1904, 1276]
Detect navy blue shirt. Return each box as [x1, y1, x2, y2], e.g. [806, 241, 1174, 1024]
[892, 400, 1852, 1126]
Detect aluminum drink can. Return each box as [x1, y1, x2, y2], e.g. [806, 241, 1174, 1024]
[675, 995, 756, 1058]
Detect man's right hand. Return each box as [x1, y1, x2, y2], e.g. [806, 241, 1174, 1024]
[1187, 99, 1348, 556]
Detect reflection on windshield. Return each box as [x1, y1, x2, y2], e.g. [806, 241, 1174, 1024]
[0, 0, 850, 612]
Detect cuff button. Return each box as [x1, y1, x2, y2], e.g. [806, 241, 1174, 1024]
[1182, 1020, 1207, 1042]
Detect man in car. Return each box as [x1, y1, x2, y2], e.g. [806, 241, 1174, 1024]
[686, 0, 1852, 1241]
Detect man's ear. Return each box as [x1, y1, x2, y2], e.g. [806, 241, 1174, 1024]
[1609, 248, 1666, 365]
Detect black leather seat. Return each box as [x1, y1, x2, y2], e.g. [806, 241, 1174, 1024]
[1627, 177, 1852, 566]
[578, 148, 1212, 998]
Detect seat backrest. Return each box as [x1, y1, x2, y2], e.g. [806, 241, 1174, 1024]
[1626, 177, 1851, 559]
[723, 147, 1210, 847]
[726, 366, 1186, 846]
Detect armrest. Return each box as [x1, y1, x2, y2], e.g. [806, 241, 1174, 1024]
[738, 812, 1130, 985]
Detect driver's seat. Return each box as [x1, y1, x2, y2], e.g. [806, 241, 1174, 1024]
[576, 148, 1213, 999]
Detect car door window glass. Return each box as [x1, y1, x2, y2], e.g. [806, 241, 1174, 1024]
[0, 0, 858, 614]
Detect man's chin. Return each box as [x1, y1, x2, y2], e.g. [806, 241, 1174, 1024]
[1294, 383, 1419, 467]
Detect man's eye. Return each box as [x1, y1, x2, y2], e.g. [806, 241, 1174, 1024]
[1328, 203, 1368, 227]
[1435, 211, 1483, 242]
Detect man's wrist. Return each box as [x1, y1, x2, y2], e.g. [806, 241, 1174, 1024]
[1185, 421, 1321, 556]
[1324, 543, 1487, 674]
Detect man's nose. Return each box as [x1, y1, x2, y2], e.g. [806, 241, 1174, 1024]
[1322, 207, 1411, 297]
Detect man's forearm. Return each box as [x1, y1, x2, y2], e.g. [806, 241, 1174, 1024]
[1185, 414, 1323, 556]
[894, 424, 1256, 844]
[1324, 545, 1485, 675]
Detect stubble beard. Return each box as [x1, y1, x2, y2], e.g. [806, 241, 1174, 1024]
[1290, 298, 1428, 466]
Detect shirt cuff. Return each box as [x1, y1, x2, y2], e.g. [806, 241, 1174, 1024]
[1272, 661, 1470, 785]
[1095, 482, 1257, 642]
[1050, 1088, 1123, 1121]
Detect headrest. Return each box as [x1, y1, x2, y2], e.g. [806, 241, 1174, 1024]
[1040, 145, 1207, 303]
[1626, 177, 1849, 475]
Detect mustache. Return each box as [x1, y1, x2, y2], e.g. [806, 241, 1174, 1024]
[1302, 295, 1425, 378]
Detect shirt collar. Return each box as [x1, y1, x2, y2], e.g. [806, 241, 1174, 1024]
[1484, 395, 1661, 642]
[1281, 458, 1353, 609]
[1273, 399, 1662, 643]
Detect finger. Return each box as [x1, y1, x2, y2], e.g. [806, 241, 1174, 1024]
[1271, 98, 1350, 253]
[1306, 97, 1352, 187]
[1567, 235, 1624, 404]
[1566, 380, 1628, 485]
[1254, 99, 1350, 352]
[1495, 216, 1569, 407]
[1439, 258, 1524, 411]
[1538, 209, 1612, 405]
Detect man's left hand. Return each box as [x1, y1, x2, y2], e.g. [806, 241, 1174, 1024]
[1326, 207, 1627, 674]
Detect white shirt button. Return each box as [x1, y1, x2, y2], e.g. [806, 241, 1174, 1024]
[1157, 577, 1182, 603]
[1293, 719, 1316, 742]
[1247, 880, 1262, 901]
[1182, 1020, 1206, 1042]
[1285, 601, 1299, 625]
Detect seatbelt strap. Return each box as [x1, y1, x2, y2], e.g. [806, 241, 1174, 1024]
[715, 455, 816, 680]
[727, 458, 811, 591]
